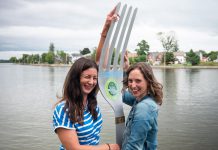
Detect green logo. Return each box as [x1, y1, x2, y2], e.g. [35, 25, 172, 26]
[105, 78, 119, 100]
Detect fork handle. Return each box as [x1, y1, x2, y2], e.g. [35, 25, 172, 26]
[113, 103, 125, 146]
[115, 118, 125, 147]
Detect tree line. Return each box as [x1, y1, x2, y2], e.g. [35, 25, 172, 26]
[9, 43, 70, 64]
[9, 31, 218, 66]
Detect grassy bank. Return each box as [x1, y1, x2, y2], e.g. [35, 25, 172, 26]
[152, 63, 218, 69]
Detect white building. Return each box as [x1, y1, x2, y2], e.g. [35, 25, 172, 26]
[173, 51, 186, 64]
[71, 53, 82, 63]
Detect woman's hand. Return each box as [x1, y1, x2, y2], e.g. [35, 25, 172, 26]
[96, 4, 120, 64]
[102, 5, 120, 37]
[108, 143, 120, 150]
[106, 6, 119, 25]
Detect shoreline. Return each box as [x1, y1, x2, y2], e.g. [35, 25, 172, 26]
[31, 63, 72, 67]
[20, 63, 218, 69]
[2, 63, 218, 69]
[151, 65, 218, 69]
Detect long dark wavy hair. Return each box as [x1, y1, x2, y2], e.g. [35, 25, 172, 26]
[123, 62, 163, 105]
[58, 57, 99, 125]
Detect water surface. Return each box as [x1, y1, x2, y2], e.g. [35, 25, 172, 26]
[0, 64, 218, 150]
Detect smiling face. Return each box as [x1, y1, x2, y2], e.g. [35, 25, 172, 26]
[80, 68, 98, 97]
[128, 68, 148, 101]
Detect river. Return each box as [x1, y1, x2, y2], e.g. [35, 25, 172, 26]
[0, 63, 218, 150]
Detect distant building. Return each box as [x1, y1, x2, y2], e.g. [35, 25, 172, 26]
[148, 51, 186, 65]
[198, 51, 209, 62]
[128, 52, 138, 58]
[213, 54, 218, 62]
[173, 51, 186, 64]
[71, 53, 82, 62]
[147, 52, 163, 65]
[70, 53, 92, 63]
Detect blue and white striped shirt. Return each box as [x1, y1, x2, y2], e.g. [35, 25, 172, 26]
[53, 101, 103, 150]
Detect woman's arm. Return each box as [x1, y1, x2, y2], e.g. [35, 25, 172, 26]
[96, 6, 119, 65]
[57, 128, 120, 150]
[123, 51, 130, 72]
[122, 91, 135, 106]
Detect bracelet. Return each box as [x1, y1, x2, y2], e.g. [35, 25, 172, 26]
[101, 34, 106, 38]
[106, 143, 111, 150]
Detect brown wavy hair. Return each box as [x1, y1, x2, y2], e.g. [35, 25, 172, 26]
[58, 57, 99, 125]
[123, 62, 163, 105]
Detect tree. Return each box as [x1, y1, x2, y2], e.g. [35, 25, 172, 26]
[129, 57, 135, 65]
[80, 48, 91, 55]
[56, 50, 67, 63]
[162, 52, 175, 64]
[48, 43, 55, 63]
[27, 54, 34, 63]
[199, 50, 207, 57]
[46, 52, 55, 64]
[91, 47, 97, 61]
[173, 40, 179, 52]
[186, 49, 200, 65]
[49, 43, 55, 53]
[134, 55, 146, 63]
[135, 40, 149, 61]
[157, 31, 179, 52]
[33, 54, 40, 63]
[41, 53, 47, 63]
[207, 51, 218, 61]
[22, 54, 29, 64]
[9, 57, 17, 63]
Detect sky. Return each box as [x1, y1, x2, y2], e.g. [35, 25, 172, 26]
[0, 0, 218, 59]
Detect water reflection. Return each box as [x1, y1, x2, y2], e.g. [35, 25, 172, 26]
[158, 68, 218, 150]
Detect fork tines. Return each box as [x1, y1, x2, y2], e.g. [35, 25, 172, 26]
[99, 2, 138, 71]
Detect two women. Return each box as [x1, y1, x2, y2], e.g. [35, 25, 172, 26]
[53, 4, 163, 150]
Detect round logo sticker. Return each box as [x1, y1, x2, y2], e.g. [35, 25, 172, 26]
[105, 78, 119, 100]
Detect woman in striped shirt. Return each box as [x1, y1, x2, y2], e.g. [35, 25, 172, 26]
[53, 57, 119, 150]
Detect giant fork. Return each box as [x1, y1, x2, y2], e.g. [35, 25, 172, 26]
[98, 2, 137, 146]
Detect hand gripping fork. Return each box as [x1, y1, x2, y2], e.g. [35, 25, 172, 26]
[98, 2, 137, 146]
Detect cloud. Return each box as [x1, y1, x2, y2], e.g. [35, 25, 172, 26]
[0, 0, 218, 57]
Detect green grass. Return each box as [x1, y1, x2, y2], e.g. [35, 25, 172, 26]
[199, 62, 218, 66]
